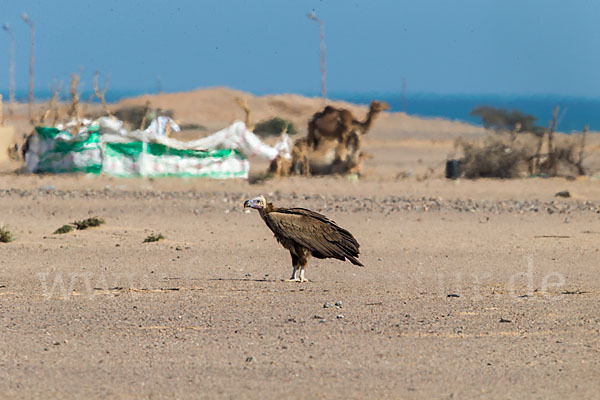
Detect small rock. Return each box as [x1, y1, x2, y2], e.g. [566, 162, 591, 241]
[175, 246, 182, 251]
[323, 302, 333, 308]
[555, 190, 571, 198]
[499, 318, 512, 323]
[245, 273, 252, 277]
[336, 314, 344, 319]
[314, 314, 324, 319]
[335, 301, 343, 308]
[447, 293, 460, 298]
[245, 356, 254, 362]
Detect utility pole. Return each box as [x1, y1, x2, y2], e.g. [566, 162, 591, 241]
[401, 77, 407, 113]
[156, 76, 163, 94]
[308, 12, 326, 100]
[2, 24, 15, 103]
[21, 13, 34, 118]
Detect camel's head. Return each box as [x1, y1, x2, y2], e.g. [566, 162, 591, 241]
[370, 101, 390, 113]
[322, 105, 338, 115]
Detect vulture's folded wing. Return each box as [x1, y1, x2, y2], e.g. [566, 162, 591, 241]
[264, 208, 362, 265]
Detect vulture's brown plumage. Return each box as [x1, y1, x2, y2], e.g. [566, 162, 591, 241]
[244, 195, 363, 282]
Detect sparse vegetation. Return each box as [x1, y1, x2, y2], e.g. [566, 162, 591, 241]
[53, 217, 105, 234]
[460, 105, 589, 179]
[54, 224, 74, 234]
[113, 105, 174, 130]
[254, 117, 297, 137]
[457, 132, 586, 179]
[179, 122, 207, 131]
[471, 106, 545, 136]
[143, 233, 165, 243]
[72, 217, 105, 230]
[457, 136, 533, 179]
[0, 225, 15, 243]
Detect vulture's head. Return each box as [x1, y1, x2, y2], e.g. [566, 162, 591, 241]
[244, 195, 267, 210]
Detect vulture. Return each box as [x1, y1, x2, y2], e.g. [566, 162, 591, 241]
[243, 195, 363, 282]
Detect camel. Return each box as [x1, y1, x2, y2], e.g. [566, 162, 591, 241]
[271, 100, 389, 178]
[306, 100, 389, 150]
[351, 100, 390, 133]
[283, 135, 371, 177]
[306, 106, 354, 149]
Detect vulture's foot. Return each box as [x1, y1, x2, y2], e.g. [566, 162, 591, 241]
[284, 277, 308, 283]
[286, 266, 299, 282]
[285, 266, 308, 282]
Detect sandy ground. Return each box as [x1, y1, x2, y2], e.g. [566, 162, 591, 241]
[1, 88, 600, 399]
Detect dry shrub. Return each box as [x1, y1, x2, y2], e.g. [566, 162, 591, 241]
[457, 135, 534, 179]
[541, 138, 582, 177]
[457, 133, 585, 179]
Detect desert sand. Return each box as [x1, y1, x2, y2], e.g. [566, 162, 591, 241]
[0, 88, 599, 399]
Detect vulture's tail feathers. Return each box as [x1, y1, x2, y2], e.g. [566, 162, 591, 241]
[347, 255, 364, 267]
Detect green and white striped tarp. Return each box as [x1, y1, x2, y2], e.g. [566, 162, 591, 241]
[31, 126, 103, 174]
[102, 142, 248, 178]
[26, 125, 250, 179]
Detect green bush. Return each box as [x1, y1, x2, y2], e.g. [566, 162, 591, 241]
[254, 117, 297, 137]
[0, 225, 15, 243]
[54, 225, 74, 234]
[73, 217, 105, 230]
[113, 106, 174, 130]
[471, 106, 544, 136]
[179, 123, 207, 131]
[143, 233, 165, 243]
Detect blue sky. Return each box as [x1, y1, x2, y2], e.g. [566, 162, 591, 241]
[0, 0, 599, 96]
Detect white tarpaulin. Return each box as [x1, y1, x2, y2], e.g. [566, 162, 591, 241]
[25, 119, 291, 179]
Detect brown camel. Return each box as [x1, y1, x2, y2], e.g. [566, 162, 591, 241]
[306, 106, 354, 149]
[273, 100, 389, 178]
[306, 100, 389, 150]
[284, 135, 370, 177]
[350, 100, 390, 135]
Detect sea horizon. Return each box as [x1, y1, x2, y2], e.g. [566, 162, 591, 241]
[2, 88, 598, 133]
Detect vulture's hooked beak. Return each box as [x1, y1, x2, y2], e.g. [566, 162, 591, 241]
[244, 199, 260, 209]
[244, 195, 266, 210]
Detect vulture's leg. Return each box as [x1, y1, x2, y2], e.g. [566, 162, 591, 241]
[285, 252, 300, 282]
[298, 250, 310, 283]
